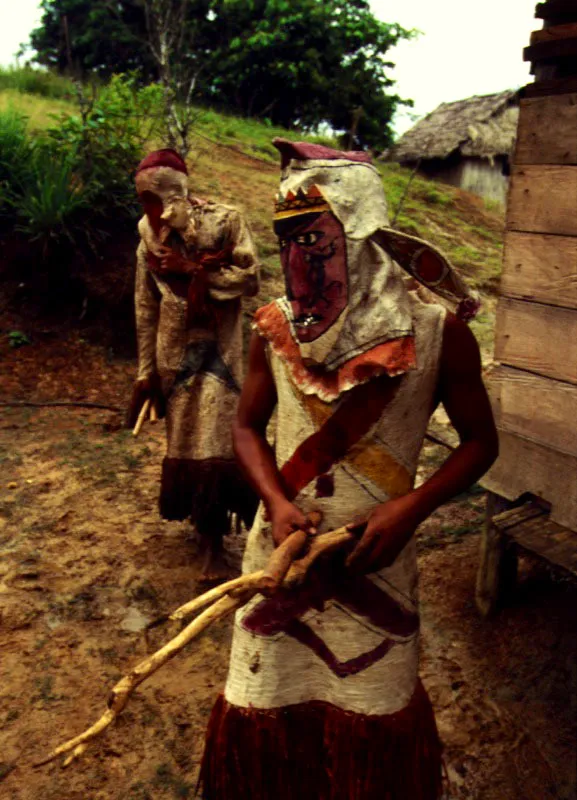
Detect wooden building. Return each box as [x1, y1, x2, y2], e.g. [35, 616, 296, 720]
[476, 0, 577, 615]
[384, 91, 519, 204]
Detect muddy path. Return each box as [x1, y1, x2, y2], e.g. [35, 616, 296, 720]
[0, 340, 575, 800]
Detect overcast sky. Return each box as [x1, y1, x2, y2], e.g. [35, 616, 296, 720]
[368, 0, 536, 134]
[2, 0, 537, 136]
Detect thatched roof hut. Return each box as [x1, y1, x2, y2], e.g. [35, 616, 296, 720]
[386, 90, 520, 203]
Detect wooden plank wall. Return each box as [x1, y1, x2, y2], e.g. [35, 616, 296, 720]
[482, 91, 577, 530]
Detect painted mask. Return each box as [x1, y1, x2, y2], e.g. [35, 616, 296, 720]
[135, 163, 190, 233]
[275, 210, 348, 343]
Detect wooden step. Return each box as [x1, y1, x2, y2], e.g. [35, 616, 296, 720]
[493, 503, 577, 576]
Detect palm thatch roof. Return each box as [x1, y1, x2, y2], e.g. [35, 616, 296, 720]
[387, 90, 519, 164]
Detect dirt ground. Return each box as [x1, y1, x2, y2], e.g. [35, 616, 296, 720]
[1, 331, 576, 800]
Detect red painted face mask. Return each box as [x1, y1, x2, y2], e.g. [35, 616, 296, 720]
[275, 211, 348, 343]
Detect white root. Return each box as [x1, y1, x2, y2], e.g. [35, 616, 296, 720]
[35, 524, 357, 768]
[35, 595, 242, 767]
[170, 571, 265, 621]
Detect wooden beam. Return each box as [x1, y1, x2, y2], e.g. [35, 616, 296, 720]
[522, 76, 577, 97]
[496, 510, 577, 576]
[515, 93, 577, 165]
[489, 365, 577, 457]
[481, 431, 577, 530]
[531, 22, 577, 43]
[494, 298, 577, 385]
[507, 166, 577, 236]
[535, 1, 577, 23]
[501, 232, 577, 309]
[491, 501, 548, 533]
[476, 493, 522, 617]
[524, 37, 577, 63]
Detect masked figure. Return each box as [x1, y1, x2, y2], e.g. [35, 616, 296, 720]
[128, 149, 260, 579]
[198, 140, 496, 799]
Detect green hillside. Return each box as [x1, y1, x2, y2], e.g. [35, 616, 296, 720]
[0, 81, 504, 357]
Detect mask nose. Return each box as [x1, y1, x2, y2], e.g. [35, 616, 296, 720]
[286, 242, 313, 302]
[160, 204, 172, 221]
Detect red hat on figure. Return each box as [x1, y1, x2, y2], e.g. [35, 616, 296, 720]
[136, 148, 188, 176]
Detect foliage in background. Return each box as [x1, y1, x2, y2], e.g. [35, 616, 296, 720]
[0, 66, 74, 100]
[47, 74, 164, 222]
[26, 0, 156, 80]
[0, 70, 504, 356]
[0, 75, 163, 262]
[27, 0, 413, 150]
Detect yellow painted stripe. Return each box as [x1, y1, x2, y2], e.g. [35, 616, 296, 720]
[347, 441, 412, 499]
[302, 394, 412, 498]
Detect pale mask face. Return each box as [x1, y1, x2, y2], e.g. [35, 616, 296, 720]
[135, 166, 190, 232]
[275, 210, 348, 343]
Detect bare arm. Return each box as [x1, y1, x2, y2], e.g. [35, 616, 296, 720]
[233, 332, 312, 543]
[347, 313, 498, 572]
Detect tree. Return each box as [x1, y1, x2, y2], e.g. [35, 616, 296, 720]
[208, 0, 413, 149]
[28, 0, 413, 150]
[30, 0, 156, 79]
[140, 0, 217, 155]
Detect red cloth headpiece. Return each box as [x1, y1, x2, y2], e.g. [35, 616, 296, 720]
[135, 148, 188, 176]
[273, 138, 372, 169]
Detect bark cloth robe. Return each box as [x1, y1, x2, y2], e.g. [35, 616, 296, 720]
[199, 294, 446, 800]
[198, 139, 480, 799]
[134, 200, 259, 532]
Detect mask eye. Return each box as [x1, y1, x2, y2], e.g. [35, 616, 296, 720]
[294, 231, 321, 247]
[279, 237, 288, 250]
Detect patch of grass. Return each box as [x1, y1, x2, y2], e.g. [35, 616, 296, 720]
[0, 67, 74, 100]
[0, 448, 24, 467]
[0, 89, 73, 130]
[153, 764, 193, 798]
[439, 522, 479, 537]
[484, 197, 505, 214]
[99, 646, 119, 664]
[0, 763, 15, 781]
[127, 783, 153, 800]
[31, 675, 62, 704]
[130, 580, 160, 609]
[470, 307, 496, 355]
[7, 330, 31, 348]
[50, 429, 151, 486]
[422, 186, 453, 207]
[451, 244, 484, 268]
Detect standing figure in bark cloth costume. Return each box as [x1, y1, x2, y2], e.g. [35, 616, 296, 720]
[128, 149, 260, 580]
[199, 140, 498, 799]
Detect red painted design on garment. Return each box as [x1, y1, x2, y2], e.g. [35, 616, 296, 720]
[242, 563, 418, 677]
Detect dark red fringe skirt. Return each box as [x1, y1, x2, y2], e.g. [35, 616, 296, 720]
[198, 681, 443, 800]
[159, 457, 258, 534]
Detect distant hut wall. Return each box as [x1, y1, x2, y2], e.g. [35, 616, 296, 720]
[482, 89, 577, 531]
[413, 155, 509, 204]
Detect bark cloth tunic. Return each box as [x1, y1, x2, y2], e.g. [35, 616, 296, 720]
[200, 293, 446, 800]
[199, 139, 480, 798]
[134, 200, 259, 531]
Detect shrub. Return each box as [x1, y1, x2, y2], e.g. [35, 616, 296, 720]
[0, 108, 31, 212]
[13, 154, 90, 251]
[0, 74, 164, 280]
[47, 74, 164, 222]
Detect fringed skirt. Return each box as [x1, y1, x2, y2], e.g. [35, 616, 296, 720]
[199, 681, 443, 800]
[159, 457, 258, 534]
